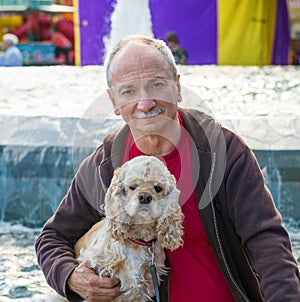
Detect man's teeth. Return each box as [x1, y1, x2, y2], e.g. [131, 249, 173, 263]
[133, 108, 164, 119]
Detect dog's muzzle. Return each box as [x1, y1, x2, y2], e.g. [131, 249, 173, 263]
[138, 192, 152, 204]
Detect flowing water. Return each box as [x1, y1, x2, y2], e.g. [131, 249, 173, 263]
[0, 224, 50, 302]
[0, 222, 299, 302]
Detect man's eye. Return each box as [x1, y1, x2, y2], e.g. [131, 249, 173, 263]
[152, 81, 164, 89]
[154, 185, 163, 193]
[121, 89, 134, 96]
[129, 185, 138, 190]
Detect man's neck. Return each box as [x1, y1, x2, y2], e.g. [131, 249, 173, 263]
[131, 120, 181, 156]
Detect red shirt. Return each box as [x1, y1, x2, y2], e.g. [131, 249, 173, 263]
[124, 112, 235, 301]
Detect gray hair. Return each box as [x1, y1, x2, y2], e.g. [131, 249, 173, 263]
[104, 35, 178, 88]
[2, 33, 19, 45]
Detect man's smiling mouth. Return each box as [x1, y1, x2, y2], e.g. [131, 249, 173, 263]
[132, 107, 165, 119]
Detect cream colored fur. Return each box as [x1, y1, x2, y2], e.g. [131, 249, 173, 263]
[75, 155, 184, 302]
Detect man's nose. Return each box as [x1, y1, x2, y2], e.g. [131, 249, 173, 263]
[137, 99, 156, 111]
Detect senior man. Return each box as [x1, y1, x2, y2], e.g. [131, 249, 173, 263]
[0, 33, 23, 67]
[35, 35, 300, 302]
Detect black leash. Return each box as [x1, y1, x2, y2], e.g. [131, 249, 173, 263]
[149, 241, 160, 302]
[128, 238, 160, 302]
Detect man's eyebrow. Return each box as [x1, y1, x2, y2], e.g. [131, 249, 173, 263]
[114, 78, 168, 93]
[115, 83, 135, 93]
[148, 78, 168, 83]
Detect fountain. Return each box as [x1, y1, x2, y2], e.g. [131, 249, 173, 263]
[0, 3, 299, 301]
[103, 0, 153, 56]
[0, 65, 300, 227]
[0, 1, 299, 228]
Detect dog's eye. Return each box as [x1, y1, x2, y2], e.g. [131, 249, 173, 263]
[154, 185, 163, 193]
[129, 185, 137, 191]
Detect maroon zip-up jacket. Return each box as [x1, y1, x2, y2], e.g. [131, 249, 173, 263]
[35, 108, 300, 301]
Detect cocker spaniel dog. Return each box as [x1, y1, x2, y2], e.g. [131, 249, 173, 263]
[74, 155, 184, 302]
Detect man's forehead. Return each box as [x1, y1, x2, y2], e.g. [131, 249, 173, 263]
[114, 42, 158, 60]
[109, 43, 172, 82]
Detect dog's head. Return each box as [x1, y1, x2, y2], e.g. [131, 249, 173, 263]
[105, 155, 183, 250]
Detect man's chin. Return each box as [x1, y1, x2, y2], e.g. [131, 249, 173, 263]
[131, 118, 165, 134]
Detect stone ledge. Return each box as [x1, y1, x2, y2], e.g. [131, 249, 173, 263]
[1, 114, 300, 150]
[1, 115, 299, 227]
[220, 116, 300, 150]
[1, 146, 299, 227]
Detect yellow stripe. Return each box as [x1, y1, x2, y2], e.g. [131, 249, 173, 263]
[218, 0, 277, 65]
[73, 0, 81, 66]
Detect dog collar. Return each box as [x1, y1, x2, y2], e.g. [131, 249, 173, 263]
[128, 237, 156, 247]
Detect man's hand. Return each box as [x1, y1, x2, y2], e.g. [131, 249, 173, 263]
[67, 261, 121, 302]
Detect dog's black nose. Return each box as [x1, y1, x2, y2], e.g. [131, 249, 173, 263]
[138, 192, 152, 204]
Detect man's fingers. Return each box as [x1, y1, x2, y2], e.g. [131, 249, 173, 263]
[67, 262, 122, 301]
[90, 276, 121, 288]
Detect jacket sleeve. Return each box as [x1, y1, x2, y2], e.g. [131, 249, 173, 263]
[225, 143, 300, 301]
[35, 151, 105, 301]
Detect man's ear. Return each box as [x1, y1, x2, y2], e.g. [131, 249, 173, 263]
[107, 88, 120, 115]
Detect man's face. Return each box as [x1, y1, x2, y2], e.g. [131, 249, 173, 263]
[107, 43, 181, 135]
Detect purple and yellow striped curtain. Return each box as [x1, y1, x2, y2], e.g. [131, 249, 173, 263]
[218, 0, 276, 65]
[74, 0, 289, 66]
[218, 0, 289, 65]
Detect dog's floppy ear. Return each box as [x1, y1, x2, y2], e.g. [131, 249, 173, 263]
[157, 177, 184, 250]
[105, 167, 123, 217]
[105, 166, 130, 240]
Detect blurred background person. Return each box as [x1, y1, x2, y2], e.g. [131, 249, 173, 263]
[0, 33, 23, 67]
[166, 32, 188, 65]
[290, 22, 300, 65]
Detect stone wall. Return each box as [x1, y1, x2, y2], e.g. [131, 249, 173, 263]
[0, 115, 299, 227]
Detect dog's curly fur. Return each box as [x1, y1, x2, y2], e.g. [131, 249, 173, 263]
[74, 155, 184, 302]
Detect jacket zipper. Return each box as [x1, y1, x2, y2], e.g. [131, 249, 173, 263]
[209, 152, 250, 302]
[98, 165, 107, 214]
[98, 154, 250, 301]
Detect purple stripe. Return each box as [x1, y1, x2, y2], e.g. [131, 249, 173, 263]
[79, 0, 116, 65]
[272, 0, 290, 65]
[149, 0, 217, 65]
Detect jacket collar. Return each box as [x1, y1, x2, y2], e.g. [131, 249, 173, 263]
[99, 125, 130, 190]
[98, 108, 226, 209]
